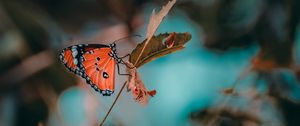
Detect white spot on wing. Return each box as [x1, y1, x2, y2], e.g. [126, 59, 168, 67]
[73, 59, 78, 65]
[72, 50, 78, 58]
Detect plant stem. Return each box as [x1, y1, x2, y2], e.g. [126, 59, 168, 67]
[100, 35, 143, 126]
[230, 66, 253, 92]
[133, 38, 151, 65]
[99, 81, 127, 126]
[206, 66, 253, 126]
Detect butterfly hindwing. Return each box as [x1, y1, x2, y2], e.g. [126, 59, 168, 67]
[59, 44, 116, 96]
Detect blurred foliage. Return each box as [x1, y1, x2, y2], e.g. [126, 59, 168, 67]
[179, 0, 300, 67]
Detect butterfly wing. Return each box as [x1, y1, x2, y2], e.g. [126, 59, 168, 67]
[82, 48, 116, 96]
[59, 44, 116, 96]
[59, 45, 83, 74]
[59, 44, 109, 74]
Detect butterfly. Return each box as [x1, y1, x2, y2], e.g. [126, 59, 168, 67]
[59, 43, 129, 96]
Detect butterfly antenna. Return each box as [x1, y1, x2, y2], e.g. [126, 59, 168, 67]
[113, 34, 142, 44]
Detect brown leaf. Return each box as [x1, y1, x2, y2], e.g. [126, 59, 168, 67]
[251, 48, 294, 71]
[133, 0, 176, 65]
[146, 0, 177, 39]
[222, 88, 237, 96]
[129, 32, 192, 68]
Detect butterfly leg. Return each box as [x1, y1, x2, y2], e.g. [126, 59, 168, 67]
[122, 62, 135, 69]
[117, 63, 131, 76]
[120, 54, 130, 59]
[119, 54, 136, 69]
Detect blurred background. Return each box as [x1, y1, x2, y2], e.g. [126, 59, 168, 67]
[1, 0, 300, 126]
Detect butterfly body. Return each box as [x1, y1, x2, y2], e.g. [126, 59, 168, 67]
[59, 43, 122, 96]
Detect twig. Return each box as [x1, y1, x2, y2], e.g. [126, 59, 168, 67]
[133, 39, 150, 65]
[99, 37, 147, 125]
[206, 66, 253, 126]
[99, 81, 127, 126]
[230, 66, 253, 93]
[100, 1, 176, 125]
[133, 0, 176, 65]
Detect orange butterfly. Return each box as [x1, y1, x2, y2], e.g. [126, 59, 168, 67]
[59, 43, 129, 96]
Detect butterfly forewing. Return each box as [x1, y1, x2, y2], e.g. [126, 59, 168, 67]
[59, 44, 116, 96]
[82, 48, 116, 95]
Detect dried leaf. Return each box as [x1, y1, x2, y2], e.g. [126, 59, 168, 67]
[125, 61, 156, 105]
[222, 88, 237, 96]
[133, 0, 177, 65]
[251, 56, 280, 71]
[223, 88, 234, 94]
[123, 0, 177, 105]
[130, 32, 191, 68]
[251, 48, 294, 72]
[146, 0, 176, 39]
